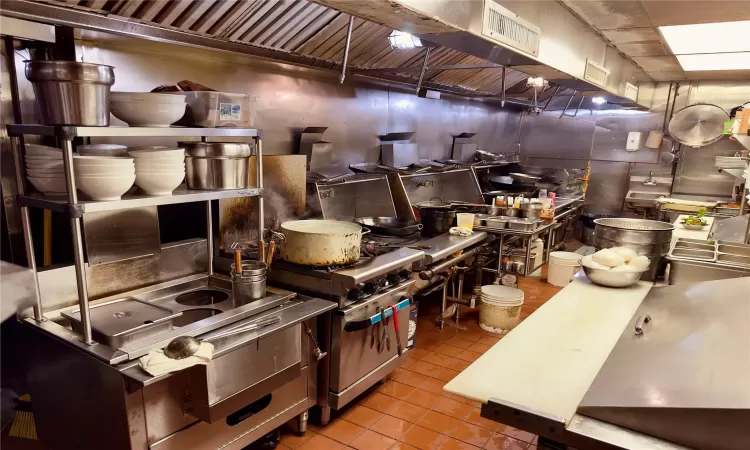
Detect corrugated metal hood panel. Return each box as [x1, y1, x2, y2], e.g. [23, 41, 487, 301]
[312, 0, 652, 107]
[7, 0, 538, 100]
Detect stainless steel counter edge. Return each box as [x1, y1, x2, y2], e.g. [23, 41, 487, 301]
[19, 274, 302, 364]
[419, 231, 488, 265]
[118, 292, 298, 362]
[481, 399, 688, 450]
[554, 195, 585, 212]
[118, 296, 336, 387]
[474, 220, 557, 237]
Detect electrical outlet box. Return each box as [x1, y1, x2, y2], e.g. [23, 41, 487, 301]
[626, 132, 643, 151]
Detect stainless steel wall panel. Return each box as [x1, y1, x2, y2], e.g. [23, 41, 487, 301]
[36, 239, 207, 311]
[82, 207, 161, 266]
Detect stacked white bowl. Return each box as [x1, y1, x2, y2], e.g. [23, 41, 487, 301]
[25, 144, 67, 195]
[129, 147, 186, 196]
[73, 156, 136, 201]
[77, 143, 128, 157]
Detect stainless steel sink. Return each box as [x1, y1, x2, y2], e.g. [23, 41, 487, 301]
[627, 192, 665, 200]
[624, 191, 668, 207]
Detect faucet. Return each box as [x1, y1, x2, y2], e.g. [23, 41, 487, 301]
[643, 171, 658, 187]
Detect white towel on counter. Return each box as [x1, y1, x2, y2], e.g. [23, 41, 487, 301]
[449, 226, 473, 237]
[139, 342, 214, 377]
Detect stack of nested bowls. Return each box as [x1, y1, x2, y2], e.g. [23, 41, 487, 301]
[128, 147, 186, 196]
[179, 142, 251, 190]
[73, 156, 135, 201]
[25, 144, 67, 195]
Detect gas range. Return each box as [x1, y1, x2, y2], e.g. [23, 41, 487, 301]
[269, 247, 425, 308]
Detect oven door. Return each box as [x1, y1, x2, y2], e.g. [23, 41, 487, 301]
[329, 280, 413, 404]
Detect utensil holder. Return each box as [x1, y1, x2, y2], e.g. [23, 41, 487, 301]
[231, 261, 268, 306]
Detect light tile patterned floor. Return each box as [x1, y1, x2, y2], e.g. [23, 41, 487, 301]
[281, 274, 562, 450]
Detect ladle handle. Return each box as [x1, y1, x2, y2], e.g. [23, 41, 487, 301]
[207, 316, 281, 341]
[234, 249, 243, 274]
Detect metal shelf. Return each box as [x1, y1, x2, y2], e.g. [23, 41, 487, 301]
[19, 185, 261, 216]
[475, 221, 556, 237]
[7, 124, 260, 138]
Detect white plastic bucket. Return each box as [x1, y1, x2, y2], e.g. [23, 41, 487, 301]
[548, 251, 582, 287]
[479, 285, 524, 334]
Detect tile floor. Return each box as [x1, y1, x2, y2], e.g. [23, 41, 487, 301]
[280, 273, 563, 450]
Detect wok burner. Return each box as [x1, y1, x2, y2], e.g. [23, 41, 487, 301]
[174, 289, 229, 306]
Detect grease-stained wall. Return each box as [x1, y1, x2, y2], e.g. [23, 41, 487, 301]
[70, 32, 523, 163]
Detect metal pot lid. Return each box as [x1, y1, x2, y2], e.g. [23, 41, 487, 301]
[668, 103, 729, 148]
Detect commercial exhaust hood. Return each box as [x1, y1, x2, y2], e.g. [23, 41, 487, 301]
[314, 0, 651, 108]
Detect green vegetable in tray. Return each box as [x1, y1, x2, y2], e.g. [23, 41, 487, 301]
[681, 208, 708, 226]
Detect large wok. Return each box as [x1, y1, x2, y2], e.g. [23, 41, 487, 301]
[355, 217, 422, 236]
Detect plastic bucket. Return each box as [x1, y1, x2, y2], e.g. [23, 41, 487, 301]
[548, 251, 582, 287]
[479, 285, 524, 334]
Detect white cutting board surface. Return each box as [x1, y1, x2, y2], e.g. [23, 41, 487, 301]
[444, 277, 652, 425]
[671, 215, 715, 243]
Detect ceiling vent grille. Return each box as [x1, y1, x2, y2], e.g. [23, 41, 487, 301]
[624, 82, 639, 102]
[481, 1, 541, 57]
[583, 59, 609, 87]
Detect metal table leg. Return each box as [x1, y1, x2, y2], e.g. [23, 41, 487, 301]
[61, 139, 93, 345]
[9, 136, 43, 321]
[296, 410, 308, 436]
[496, 234, 505, 281]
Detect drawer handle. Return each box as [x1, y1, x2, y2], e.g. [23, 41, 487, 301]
[226, 393, 272, 426]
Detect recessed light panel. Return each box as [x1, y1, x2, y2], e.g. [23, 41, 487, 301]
[676, 52, 750, 71]
[659, 20, 750, 71]
[659, 21, 750, 54]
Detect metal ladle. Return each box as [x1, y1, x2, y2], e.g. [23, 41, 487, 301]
[164, 315, 281, 360]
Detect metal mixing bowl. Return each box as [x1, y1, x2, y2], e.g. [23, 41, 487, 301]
[580, 260, 647, 288]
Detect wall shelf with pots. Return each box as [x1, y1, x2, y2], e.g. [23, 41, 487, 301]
[7, 124, 266, 347]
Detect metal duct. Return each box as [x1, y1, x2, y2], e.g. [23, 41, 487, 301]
[312, 0, 651, 108]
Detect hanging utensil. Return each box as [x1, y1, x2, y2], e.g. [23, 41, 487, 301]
[163, 315, 281, 360]
[668, 103, 729, 148]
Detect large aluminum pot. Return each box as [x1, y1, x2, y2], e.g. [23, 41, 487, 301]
[280, 220, 367, 266]
[178, 142, 252, 157]
[185, 156, 249, 190]
[25, 61, 115, 126]
[593, 218, 674, 281]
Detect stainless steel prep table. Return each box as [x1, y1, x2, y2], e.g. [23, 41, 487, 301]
[475, 221, 556, 279]
[445, 276, 750, 449]
[416, 231, 488, 265]
[23, 274, 337, 450]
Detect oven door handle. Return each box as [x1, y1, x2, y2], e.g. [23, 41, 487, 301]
[343, 297, 411, 332]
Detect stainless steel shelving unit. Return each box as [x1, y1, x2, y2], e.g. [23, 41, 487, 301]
[475, 221, 556, 279]
[8, 125, 265, 345]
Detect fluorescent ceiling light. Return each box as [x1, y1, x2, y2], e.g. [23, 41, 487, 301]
[676, 52, 750, 71]
[388, 31, 422, 49]
[659, 21, 750, 54]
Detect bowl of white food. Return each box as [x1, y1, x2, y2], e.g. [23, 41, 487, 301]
[580, 247, 650, 288]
